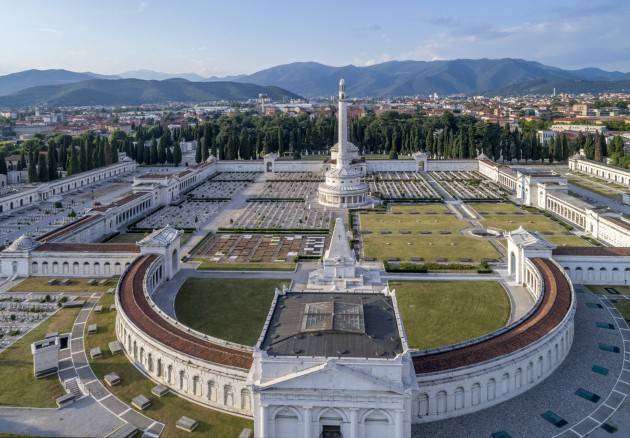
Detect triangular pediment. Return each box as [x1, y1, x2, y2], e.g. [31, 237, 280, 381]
[257, 361, 404, 394]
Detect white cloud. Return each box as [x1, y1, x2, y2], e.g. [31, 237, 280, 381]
[137, 1, 149, 13]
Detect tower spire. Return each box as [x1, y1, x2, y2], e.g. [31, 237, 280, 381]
[336, 78, 349, 169]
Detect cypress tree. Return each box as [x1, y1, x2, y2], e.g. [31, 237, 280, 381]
[37, 153, 48, 182]
[195, 140, 202, 163]
[0, 153, 7, 175]
[173, 142, 182, 165]
[28, 149, 37, 182]
[48, 145, 57, 180]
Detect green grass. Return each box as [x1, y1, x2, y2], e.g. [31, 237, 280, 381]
[196, 260, 296, 271]
[546, 235, 594, 247]
[587, 285, 630, 295]
[0, 307, 80, 407]
[612, 300, 630, 319]
[175, 278, 284, 346]
[474, 202, 570, 235]
[568, 174, 625, 201]
[362, 234, 498, 262]
[389, 204, 450, 214]
[393, 281, 510, 350]
[360, 211, 464, 232]
[85, 295, 252, 437]
[10, 277, 117, 293]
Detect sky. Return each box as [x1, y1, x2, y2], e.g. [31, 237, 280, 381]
[1, 0, 629, 76]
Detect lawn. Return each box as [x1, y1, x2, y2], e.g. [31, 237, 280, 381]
[359, 210, 464, 233]
[362, 234, 498, 262]
[175, 278, 284, 346]
[612, 300, 630, 319]
[474, 203, 570, 235]
[545, 234, 594, 247]
[0, 307, 80, 407]
[358, 204, 498, 262]
[196, 260, 296, 271]
[568, 174, 624, 201]
[393, 281, 510, 350]
[10, 277, 118, 293]
[84, 295, 252, 437]
[587, 285, 630, 295]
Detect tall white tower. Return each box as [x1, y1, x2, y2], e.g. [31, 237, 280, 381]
[317, 79, 369, 208]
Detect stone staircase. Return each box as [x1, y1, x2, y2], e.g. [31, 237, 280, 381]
[64, 378, 84, 399]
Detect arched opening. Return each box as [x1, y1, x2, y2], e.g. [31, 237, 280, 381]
[418, 394, 429, 416]
[240, 388, 251, 410]
[509, 251, 516, 275]
[436, 391, 447, 414]
[274, 407, 300, 438]
[224, 385, 233, 406]
[171, 249, 178, 277]
[455, 387, 465, 410]
[363, 409, 391, 438]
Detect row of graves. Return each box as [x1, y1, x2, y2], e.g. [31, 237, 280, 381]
[197, 172, 332, 267]
[429, 171, 510, 201]
[366, 171, 441, 202]
[132, 172, 257, 232]
[192, 233, 326, 263]
[0, 294, 63, 352]
[0, 199, 88, 248]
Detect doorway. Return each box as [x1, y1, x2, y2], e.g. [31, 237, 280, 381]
[322, 425, 342, 438]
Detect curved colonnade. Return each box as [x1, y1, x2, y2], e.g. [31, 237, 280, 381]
[115, 254, 255, 417]
[412, 258, 575, 422]
[115, 254, 575, 425]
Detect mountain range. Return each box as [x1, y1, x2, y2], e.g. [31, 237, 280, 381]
[0, 58, 629, 107]
[0, 78, 299, 107]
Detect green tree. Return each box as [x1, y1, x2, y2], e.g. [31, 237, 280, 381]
[28, 149, 37, 182]
[173, 142, 182, 165]
[37, 153, 48, 182]
[0, 153, 7, 175]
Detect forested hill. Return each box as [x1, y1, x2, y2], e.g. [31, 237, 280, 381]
[0, 78, 300, 107]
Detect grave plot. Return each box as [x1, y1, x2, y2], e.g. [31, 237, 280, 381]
[0, 201, 87, 247]
[193, 233, 326, 263]
[210, 171, 260, 182]
[188, 180, 249, 200]
[256, 180, 320, 200]
[268, 172, 323, 181]
[430, 171, 509, 200]
[367, 172, 441, 201]
[227, 201, 333, 231]
[0, 295, 60, 352]
[134, 200, 227, 230]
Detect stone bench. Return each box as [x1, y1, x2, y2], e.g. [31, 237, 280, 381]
[108, 340, 123, 355]
[88, 324, 98, 334]
[176, 416, 199, 432]
[104, 372, 121, 387]
[90, 347, 103, 359]
[131, 394, 151, 410]
[151, 384, 170, 397]
[94, 305, 103, 313]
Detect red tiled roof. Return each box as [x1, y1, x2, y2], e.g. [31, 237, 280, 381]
[91, 192, 148, 212]
[552, 246, 630, 257]
[34, 242, 140, 253]
[37, 215, 101, 243]
[413, 258, 572, 374]
[603, 216, 630, 232]
[118, 255, 253, 370]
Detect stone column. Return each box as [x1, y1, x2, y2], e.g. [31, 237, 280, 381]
[303, 407, 312, 438]
[394, 410, 404, 438]
[349, 408, 359, 438]
[259, 404, 268, 438]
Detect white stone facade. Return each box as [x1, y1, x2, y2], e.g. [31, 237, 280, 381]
[569, 156, 630, 186]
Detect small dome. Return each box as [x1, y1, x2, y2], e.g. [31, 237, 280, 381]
[6, 235, 38, 252]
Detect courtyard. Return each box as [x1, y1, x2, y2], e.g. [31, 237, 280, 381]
[174, 278, 286, 346]
[393, 281, 510, 350]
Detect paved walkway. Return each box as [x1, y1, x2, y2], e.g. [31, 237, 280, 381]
[413, 285, 627, 437]
[57, 294, 164, 436]
[180, 172, 267, 257]
[568, 183, 630, 215]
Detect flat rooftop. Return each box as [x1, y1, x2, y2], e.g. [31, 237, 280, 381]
[260, 292, 403, 359]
